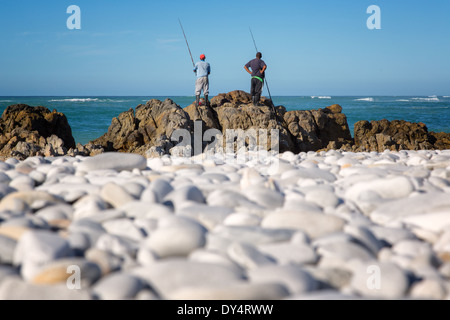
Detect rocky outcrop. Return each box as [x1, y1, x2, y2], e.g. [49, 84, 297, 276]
[2, 94, 448, 160]
[88, 91, 359, 156]
[0, 104, 76, 160]
[429, 131, 450, 150]
[284, 104, 353, 152]
[90, 99, 192, 157]
[352, 119, 446, 152]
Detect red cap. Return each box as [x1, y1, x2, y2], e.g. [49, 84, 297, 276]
[200, 54, 206, 60]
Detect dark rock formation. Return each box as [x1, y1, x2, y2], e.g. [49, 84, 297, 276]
[284, 104, 353, 152]
[0, 104, 76, 160]
[353, 119, 439, 152]
[90, 98, 192, 156]
[428, 131, 450, 150]
[88, 91, 360, 156]
[2, 94, 448, 160]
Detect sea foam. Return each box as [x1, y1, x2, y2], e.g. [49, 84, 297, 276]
[311, 96, 332, 99]
[355, 98, 374, 102]
[49, 98, 100, 102]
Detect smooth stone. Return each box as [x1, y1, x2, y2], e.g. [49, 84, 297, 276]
[145, 217, 207, 258]
[0, 184, 14, 199]
[102, 218, 145, 241]
[304, 188, 340, 208]
[168, 282, 288, 300]
[287, 289, 361, 300]
[92, 273, 146, 300]
[261, 211, 345, 239]
[240, 167, 266, 189]
[77, 152, 147, 172]
[0, 191, 60, 211]
[1, 216, 49, 229]
[140, 187, 158, 203]
[392, 239, 433, 258]
[136, 247, 158, 266]
[214, 225, 294, 246]
[149, 178, 173, 202]
[402, 206, 450, 233]
[207, 189, 258, 209]
[0, 235, 17, 264]
[96, 233, 138, 257]
[85, 248, 122, 275]
[316, 238, 375, 265]
[72, 195, 108, 220]
[120, 201, 173, 219]
[227, 242, 276, 270]
[303, 266, 353, 290]
[133, 218, 158, 236]
[248, 265, 317, 294]
[257, 242, 318, 265]
[350, 261, 410, 299]
[164, 185, 205, 207]
[346, 176, 414, 201]
[410, 278, 447, 300]
[199, 172, 230, 183]
[37, 183, 100, 198]
[370, 225, 416, 246]
[5, 158, 19, 165]
[130, 259, 245, 298]
[0, 265, 19, 283]
[100, 182, 135, 208]
[292, 167, 337, 183]
[122, 182, 145, 199]
[370, 193, 450, 226]
[68, 219, 107, 246]
[46, 165, 75, 178]
[146, 157, 165, 171]
[13, 230, 73, 281]
[35, 204, 74, 221]
[0, 277, 91, 300]
[59, 175, 88, 184]
[0, 226, 31, 241]
[176, 204, 233, 230]
[223, 213, 262, 227]
[0, 172, 11, 184]
[86, 209, 126, 223]
[0, 162, 13, 171]
[32, 258, 102, 286]
[344, 225, 384, 256]
[243, 186, 284, 210]
[434, 229, 450, 254]
[188, 249, 243, 273]
[67, 232, 91, 252]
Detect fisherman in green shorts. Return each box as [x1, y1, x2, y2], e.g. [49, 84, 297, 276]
[244, 52, 267, 106]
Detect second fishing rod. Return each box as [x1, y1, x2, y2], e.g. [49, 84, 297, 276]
[249, 27, 276, 113]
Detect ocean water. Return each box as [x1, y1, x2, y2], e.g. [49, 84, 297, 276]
[1, 96, 449, 146]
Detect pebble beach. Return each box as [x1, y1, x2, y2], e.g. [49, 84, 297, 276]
[1, 149, 450, 300]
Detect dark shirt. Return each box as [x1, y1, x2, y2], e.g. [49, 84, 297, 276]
[245, 58, 267, 79]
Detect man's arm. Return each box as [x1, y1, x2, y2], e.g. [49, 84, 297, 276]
[244, 66, 252, 75]
[260, 65, 267, 74]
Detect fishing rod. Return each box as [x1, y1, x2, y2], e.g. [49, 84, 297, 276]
[179, 18, 195, 67]
[249, 27, 276, 112]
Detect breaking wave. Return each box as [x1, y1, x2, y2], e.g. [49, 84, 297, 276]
[354, 98, 374, 102]
[311, 96, 332, 99]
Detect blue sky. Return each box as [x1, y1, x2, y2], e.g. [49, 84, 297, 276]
[0, 0, 449, 96]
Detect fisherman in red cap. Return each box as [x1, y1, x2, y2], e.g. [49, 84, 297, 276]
[193, 54, 211, 107]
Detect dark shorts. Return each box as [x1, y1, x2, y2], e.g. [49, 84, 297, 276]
[251, 78, 263, 97]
